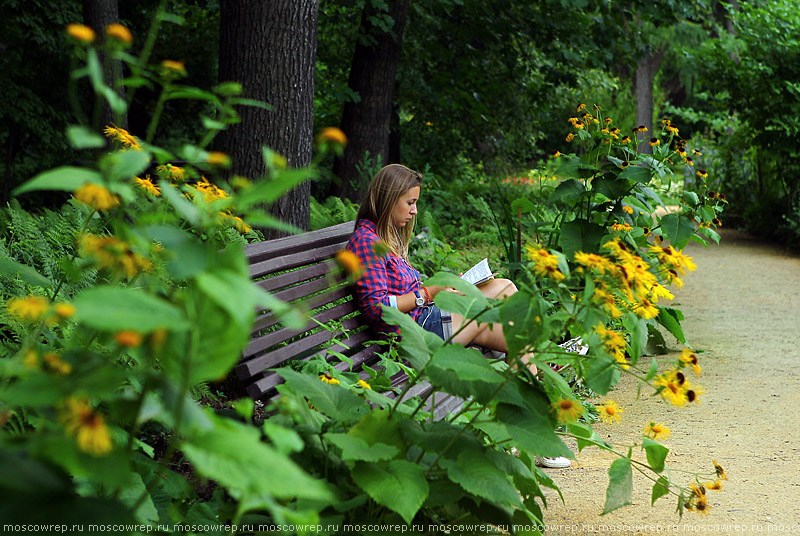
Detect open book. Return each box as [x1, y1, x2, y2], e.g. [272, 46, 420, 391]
[460, 258, 493, 286]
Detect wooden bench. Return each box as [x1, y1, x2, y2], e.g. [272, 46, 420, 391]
[236, 220, 465, 420]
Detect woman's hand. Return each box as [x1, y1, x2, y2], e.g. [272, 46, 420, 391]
[425, 285, 458, 302]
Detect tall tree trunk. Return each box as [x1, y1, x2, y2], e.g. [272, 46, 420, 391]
[333, 0, 409, 201]
[634, 50, 663, 155]
[83, 0, 126, 129]
[217, 0, 319, 238]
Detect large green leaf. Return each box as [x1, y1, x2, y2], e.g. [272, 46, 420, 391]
[196, 269, 256, 330]
[547, 179, 586, 204]
[659, 213, 695, 249]
[399, 419, 483, 454]
[351, 460, 428, 524]
[642, 438, 669, 473]
[73, 286, 189, 332]
[439, 449, 521, 507]
[382, 306, 443, 370]
[592, 177, 633, 201]
[618, 164, 653, 183]
[0, 259, 53, 288]
[602, 457, 633, 514]
[182, 414, 333, 502]
[656, 307, 687, 345]
[584, 353, 620, 395]
[66, 125, 106, 149]
[101, 149, 151, 181]
[429, 344, 504, 383]
[324, 433, 399, 462]
[651, 476, 670, 506]
[498, 292, 546, 359]
[189, 292, 250, 384]
[622, 313, 648, 364]
[236, 167, 318, 210]
[558, 219, 606, 257]
[12, 167, 103, 196]
[276, 368, 367, 425]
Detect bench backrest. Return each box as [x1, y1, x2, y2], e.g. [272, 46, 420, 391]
[237, 220, 379, 399]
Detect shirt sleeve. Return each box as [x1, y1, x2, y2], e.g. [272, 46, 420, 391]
[348, 230, 393, 328]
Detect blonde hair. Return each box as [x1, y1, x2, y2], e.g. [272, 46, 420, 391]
[356, 164, 423, 259]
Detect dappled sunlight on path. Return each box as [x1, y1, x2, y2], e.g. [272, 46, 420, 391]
[539, 229, 800, 533]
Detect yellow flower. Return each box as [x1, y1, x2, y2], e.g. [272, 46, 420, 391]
[649, 138, 661, 147]
[105, 23, 133, 45]
[54, 303, 76, 319]
[685, 384, 704, 405]
[610, 222, 633, 232]
[6, 296, 49, 322]
[156, 164, 186, 182]
[680, 348, 702, 376]
[193, 177, 229, 203]
[206, 151, 230, 166]
[592, 288, 623, 319]
[133, 175, 161, 196]
[642, 421, 671, 441]
[115, 330, 143, 348]
[576, 103, 586, 112]
[526, 244, 565, 281]
[357, 379, 372, 390]
[713, 460, 727, 480]
[319, 373, 340, 385]
[666, 125, 679, 135]
[551, 150, 562, 158]
[552, 398, 583, 423]
[218, 211, 252, 234]
[565, 133, 574, 142]
[79, 234, 152, 279]
[161, 60, 187, 74]
[694, 496, 710, 515]
[74, 183, 120, 211]
[23, 349, 40, 369]
[633, 297, 659, 319]
[60, 397, 112, 457]
[594, 324, 627, 365]
[102, 124, 142, 150]
[706, 480, 723, 491]
[654, 370, 689, 406]
[598, 400, 623, 424]
[317, 127, 347, 146]
[66, 23, 95, 44]
[622, 206, 634, 214]
[620, 136, 631, 144]
[43, 352, 72, 375]
[574, 251, 614, 274]
[604, 117, 613, 125]
[692, 149, 703, 156]
[335, 250, 363, 280]
[649, 283, 674, 302]
[696, 169, 708, 179]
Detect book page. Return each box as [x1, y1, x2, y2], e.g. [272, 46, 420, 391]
[461, 258, 492, 286]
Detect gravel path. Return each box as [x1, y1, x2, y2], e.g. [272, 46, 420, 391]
[538, 229, 800, 534]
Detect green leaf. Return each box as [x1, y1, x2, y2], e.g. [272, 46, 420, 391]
[558, 219, 606, 258]
[182, 414, 333, 502]
[498, 292, 546, 359]
[101, 149, 151, 182]
[236, 168, 318, 210]
[584, 353, 620, 395]
[196, 269, 256, 330]
[0, 259, 53, 288]
[400, 419, 483, 453]
[511, 197, 538, 214]
[547, 179, 585, 204]
[262, 421, 305, 455]
[73, 286, 189, 332]
[622, 313, 648, 364]
[429, 344, 504, 383]
[276, 368, 367, 424]
[592, 177, 633, 200]
[618, 165, 652, 183]
[656, 307, 687, 345]
[439, 449, 522, 507]
[351, 460, 428, 524]
[324, 433, 399, 462]
[495, 396, 572, 459]
[698, 226, 721, 245]
[554, 155, 583, 178]
[602, 457, 633, 514]
[659, 213, 695, 249]
[646, 358, 659, 381]
[160, 182, 200, 226]
[12, 167, 103, 196]
[66, 125, 106, 149]
[382, 306, 443, 370]
[642, 438, 669, 473]
[188, 293, 250, 384]
[651, 476, 670, 505]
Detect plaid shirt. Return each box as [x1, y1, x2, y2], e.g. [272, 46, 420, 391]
[346, 219, 422, 334]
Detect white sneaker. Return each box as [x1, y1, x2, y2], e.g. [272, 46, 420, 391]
[535, 456, 571, 469]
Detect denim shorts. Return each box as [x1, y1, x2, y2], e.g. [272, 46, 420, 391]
[416, 304, 453, 341]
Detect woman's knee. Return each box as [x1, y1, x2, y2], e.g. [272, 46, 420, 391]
[485, 278, 517, 299]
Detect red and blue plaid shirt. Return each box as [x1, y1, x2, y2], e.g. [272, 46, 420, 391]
[346, 219, 422, 334]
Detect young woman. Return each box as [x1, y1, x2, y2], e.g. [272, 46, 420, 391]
[346, 163, 572, 469]
[345, 163, 527, 366]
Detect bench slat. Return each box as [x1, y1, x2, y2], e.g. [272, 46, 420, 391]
[249, 242, 349, 279]
[251, 285, 354, 334]
[255, 260, 336, 294]
[245, 221, 354, 264]
[244, 300, 360, 358]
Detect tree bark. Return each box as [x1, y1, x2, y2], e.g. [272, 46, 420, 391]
[333, 0, 409, 201]
[634, 50, 663, 155]
[217, 0, 319, 238]
[82, 0, 126, 129]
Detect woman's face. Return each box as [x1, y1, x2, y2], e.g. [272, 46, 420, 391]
[391, 186, 420, 227]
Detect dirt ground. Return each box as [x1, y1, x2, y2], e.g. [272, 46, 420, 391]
[537, 229, 800, 534]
